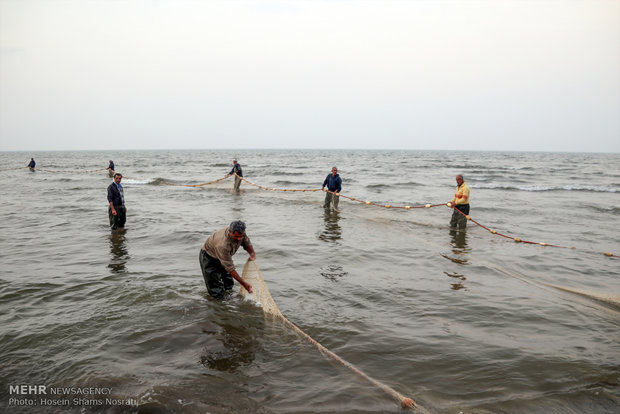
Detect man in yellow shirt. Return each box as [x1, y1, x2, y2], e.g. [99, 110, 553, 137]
[448, 174, 470, 229]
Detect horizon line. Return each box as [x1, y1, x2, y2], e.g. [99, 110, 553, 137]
[1, 148, 619, 155]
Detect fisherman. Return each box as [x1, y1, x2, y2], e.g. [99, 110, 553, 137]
[107, 160, 115, 177]
[322, 166, 342, 210]
[27, 158, 36, 172]
[107, 173, 127, 230]
[199, 221, 254, 298]
[448, 174, 470, 229]
[227, 159, 243, 190]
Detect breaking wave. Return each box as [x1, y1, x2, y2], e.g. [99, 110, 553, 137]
[471, 183, 618, 193]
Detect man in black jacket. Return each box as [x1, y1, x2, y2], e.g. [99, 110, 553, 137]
[107, 173, 126, 230]
[227, 159, 243, 190]
[322, 166, 342, 210]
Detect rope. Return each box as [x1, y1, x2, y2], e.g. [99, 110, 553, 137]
[34, 168, 109, 174]
[236, 174, 444, 209]
[0, 166, 30, 172]
[240, 259, 420, 411]
[236, 174, 323, 193]
[159, 175, 230, 187]
[448, 204, 619, 258]
[14, 165, 617, 258]
[236, 173, 618, 259]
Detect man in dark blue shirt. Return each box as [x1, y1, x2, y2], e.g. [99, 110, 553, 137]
[27, 158, 36, 171]
[322, 166, 342, 210]
[227, 159, 243, 190]
[107, 173, 126, 230]
[107, 160, 115, 177]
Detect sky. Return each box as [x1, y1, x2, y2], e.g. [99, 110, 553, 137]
[0, 0, 618, 152]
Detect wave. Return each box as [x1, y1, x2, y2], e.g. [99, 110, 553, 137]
[270, 171, 306, 176]
[146, 177, 202, 186]
[364, 182, 423, 190]
[273, 180, 298, 186]
[365, 183, 392, 189]
[584, 205, 620, 215]
[472, 183, 618, 193]
[123, 177, 157, 185]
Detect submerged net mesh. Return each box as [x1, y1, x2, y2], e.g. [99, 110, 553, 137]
[239, 259, 421, 411]
[240, 259, 281, 316]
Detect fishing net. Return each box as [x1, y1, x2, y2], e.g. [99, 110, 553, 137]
[239, 259, 420, 411]
[240, 259, 281, 316]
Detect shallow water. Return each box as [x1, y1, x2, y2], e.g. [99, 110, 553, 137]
[1, 149, 619, 413]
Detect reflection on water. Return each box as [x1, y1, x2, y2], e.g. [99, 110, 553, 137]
[444, 271, 467, 290]
[319, 264, 349, 282]
[450, 228, 468, 251]
[318, 209, 341, 243]
[319, 210, 347, 281]
[199, 321, 259, 372]
[443, 229, 470, 290]
[108, 230, 128, 273]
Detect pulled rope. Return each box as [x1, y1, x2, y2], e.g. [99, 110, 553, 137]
[236, 173, 618, 258]
[159, 175, 230, 187]
[449, 204, 619, 258]
[237, 174, 322, 193]
[35, 168, 108, 174]
[236, 174, 443, 209]
[241, 260, 419, 411]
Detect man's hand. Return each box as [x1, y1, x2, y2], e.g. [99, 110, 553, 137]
[244, 282, 253, 294]
[249, 252, 256, 261]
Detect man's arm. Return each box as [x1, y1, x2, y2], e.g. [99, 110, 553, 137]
[107, 186, 117, 215]
[109, 201, 117, 215]
[244, 244, 256, 261]
[229, 269, 252, 293]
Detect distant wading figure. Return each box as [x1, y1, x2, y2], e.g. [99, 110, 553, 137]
[227, 159, 243, 190]
[199, 221, 255, 299]
[107, 173, 127, 230]
[27, 158, 36, 172]
[322, 167, 342, 210]
[107, 160, 115, 177]
[448, 174, 470, 229]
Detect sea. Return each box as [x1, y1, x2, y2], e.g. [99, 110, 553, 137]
[0, 149, 618, 414]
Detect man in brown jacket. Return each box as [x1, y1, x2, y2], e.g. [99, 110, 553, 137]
[199, 221, 255, 298]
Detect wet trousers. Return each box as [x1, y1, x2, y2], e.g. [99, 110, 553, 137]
[450, 204, 469, 229]
[108, 206, 126, 230]
[324, 192, 340, 210]
[233, 175, 242, 190]
[199, 249, 234, 298]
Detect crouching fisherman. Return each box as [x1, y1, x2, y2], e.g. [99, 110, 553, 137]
[107, 173, 127, 230]
[199, 221, 254, 298]
[27, 158, 36, 172]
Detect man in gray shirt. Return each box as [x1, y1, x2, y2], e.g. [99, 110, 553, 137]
[199, 220, 255, 298]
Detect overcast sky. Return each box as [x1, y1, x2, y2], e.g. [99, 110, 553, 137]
[0, 0, 618, 152]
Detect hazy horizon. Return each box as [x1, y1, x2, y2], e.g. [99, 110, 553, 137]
[1, 0, 619, 153]
[3, 147, 618, 155]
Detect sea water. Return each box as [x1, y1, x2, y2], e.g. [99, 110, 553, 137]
[0, 149, 618, 413]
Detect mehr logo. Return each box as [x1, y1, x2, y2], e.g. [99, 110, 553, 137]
[9, 385, 47, 395]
